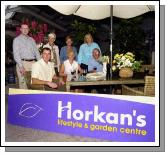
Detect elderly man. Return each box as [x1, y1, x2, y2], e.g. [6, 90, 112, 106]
[31, 47, 65, 91]
[88, 48, 103, 73]
[13, 23, 41, 89]
[43, 33, 60, 75]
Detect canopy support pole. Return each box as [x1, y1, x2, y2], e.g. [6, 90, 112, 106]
[110, 5, 113, 79]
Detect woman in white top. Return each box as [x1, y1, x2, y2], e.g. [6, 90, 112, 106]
[43, 33, 60, 74]
[59, 51, 83, 81]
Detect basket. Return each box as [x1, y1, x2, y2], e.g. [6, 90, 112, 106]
[119, 68, 133, 78]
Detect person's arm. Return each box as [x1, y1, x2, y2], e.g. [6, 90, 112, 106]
[78, 64, 83, 74]
[55, 46, 60, 72]
[13, 38, 23, 68]
[13, 38, 25, 75]
[31, 38, 41, 60]
[52, 74, 58, 80]
[77, 45, 83, 64]
[32, 78, 58, 89]
[31, 78, 48, 85]
[59, 63, 67, 77]
[73, 47, 78, 61]
[59, 47, 64, 64]
[88, 60, 93, 72]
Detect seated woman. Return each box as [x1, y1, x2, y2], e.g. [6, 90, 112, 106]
[88, 48, 103, 73]
[59, 50, 83, 81]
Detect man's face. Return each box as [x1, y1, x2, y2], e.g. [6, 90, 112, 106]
[93, 50, 100, 60]
[42, 50, 51, 63]
[20, 24, 29, 35]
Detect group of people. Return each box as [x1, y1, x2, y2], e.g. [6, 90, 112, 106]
[13, 23, 103, 90]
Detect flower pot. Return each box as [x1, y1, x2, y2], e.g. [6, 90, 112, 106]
[119, 68, 133, 78]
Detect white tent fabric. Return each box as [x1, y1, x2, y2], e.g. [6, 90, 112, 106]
[49, 5, 155, 20]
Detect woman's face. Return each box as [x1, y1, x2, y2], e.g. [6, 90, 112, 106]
[66, 38, 73, 46]
[85, 35, 92, 44]
[68, 52, 75, 61]
[48, 37, 55, 45]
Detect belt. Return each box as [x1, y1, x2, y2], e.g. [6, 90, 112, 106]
[21, 59, 36, 62]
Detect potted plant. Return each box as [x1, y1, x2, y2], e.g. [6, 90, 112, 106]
[112, 52, 141, 78]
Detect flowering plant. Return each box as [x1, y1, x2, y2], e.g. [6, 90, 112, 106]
[112, 52, 141, 71]
[16, 18, 48, 44]
[99, 55, 109, 63]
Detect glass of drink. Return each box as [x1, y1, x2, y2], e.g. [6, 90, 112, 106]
[83, 69, 87, 76]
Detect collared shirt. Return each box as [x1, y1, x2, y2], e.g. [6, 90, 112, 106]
[88, 58, 103, 72]
[13, 34, 41, 68]
[78, 42, 101, 65]
[64, 59, 79, 75]
[31, 59, 55, 82]
[43, 43, 60, 71]
[60, 46, 77, 64]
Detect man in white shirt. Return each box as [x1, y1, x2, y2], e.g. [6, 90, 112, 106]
[31, 47, 65, 90]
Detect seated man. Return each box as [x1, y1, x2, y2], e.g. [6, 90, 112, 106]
[88, 48, 103, 73]
[31, 47, 65, 91]
[88, 48, 110, 94]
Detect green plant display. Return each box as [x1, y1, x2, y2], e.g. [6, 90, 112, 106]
[70, 20, 97, 47]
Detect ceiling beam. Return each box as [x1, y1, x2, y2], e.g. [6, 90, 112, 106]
[5, 6, 22, 14]
[21, 6, 67, 32]
[5, 30, 16, 37]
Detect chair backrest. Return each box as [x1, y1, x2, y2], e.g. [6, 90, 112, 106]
[24, 71, 32, 89]
[144, 76, 155, 96]
[140, 64, 155, 74]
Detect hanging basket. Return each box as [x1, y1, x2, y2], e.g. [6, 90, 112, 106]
[119, 68, 133, 78]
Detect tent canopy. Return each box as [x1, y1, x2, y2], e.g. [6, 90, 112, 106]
[49, 5, 155, 20]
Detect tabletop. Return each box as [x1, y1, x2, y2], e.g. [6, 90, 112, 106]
[65, 72, 148, 92]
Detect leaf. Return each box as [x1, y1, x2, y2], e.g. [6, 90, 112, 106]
[19, 103, 43, 118]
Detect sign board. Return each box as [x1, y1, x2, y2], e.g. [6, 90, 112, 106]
[8, 93, 155, 142]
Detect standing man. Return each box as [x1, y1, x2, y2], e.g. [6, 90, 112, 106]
[43, 33, 60, 75]
[13, 23, 41, 89]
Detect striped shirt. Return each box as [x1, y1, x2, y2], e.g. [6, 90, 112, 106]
[13, 34, 41, 68]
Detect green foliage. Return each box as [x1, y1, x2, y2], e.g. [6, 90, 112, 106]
[70, 20, 96, 47]
[112, 16, 146, 61]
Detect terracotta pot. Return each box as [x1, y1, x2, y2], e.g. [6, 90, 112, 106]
[119, 68, 133, 78]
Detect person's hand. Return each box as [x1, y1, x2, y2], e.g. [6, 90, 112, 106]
[20, 67, 26, 76]
[59, 78, 65, 86]
[80, 69, 84, 74]
[47, 82, 58, 89]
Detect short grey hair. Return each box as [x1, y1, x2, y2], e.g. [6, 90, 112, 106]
[48, 33, 56, 39]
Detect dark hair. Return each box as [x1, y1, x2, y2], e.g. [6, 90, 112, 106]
[41, 47, 51, 53]
[65, 35, 73, 42]
[20, 23, 29, 27]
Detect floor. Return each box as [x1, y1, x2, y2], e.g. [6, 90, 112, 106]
[5, 84, 109, 142]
